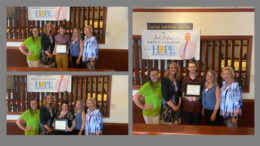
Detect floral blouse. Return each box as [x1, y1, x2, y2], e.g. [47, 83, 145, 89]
[82, 35, 98, 62]
[85, 109, 103, 135]
[220, 81, 242, 119]
[56, 111, 75, 128]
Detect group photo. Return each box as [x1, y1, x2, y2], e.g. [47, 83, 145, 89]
[132, 7, 254, 135]
[6, 75, 128, 135]
[6, 6, 128, 72]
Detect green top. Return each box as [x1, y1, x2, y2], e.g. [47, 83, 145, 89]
[23, 36, 42, 61]
[138, 81, 163, 116]
[20, 109, 40, 135]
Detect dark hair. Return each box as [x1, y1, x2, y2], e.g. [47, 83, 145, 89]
[60, 24, 68, 30]
[30, 27, 40, 41]
[147, 67, 159, 89]
[188, 60, 197, 66]
[62, 100, 69, 106]
[28, 98, 37, 113]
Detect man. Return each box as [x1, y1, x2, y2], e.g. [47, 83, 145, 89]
[179, 32, 197, 60]
[55, 75, 69, 92]
[182, 61, 203, 125]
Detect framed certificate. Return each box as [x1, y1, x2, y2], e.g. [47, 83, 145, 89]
[185, 83, 202, 97]
[56, 45, 67, 53]
[54, 119, 68, 131]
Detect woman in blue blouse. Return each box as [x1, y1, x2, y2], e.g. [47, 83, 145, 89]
[85, 98, 103, 135]
[70, 28, 83, 68]
[201, 70, 221, 126]
[220, 67, 242, 127]
[82, 26, 98, 69]
[72, 100, 86, 135]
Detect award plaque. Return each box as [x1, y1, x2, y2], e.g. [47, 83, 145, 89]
[54, 119, 68, 131]
[56, 45, 67, 53]
[185, 83, 202, 97]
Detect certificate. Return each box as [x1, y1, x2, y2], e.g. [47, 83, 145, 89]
[185, 83, 202, 97]
[54, 119, 68, 131]
[56, 45, 67, 53]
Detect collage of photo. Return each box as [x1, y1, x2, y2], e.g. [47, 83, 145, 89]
[5, 6, 254, 136]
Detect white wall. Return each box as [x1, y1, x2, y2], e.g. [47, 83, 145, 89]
[133, 10, 255, 99]
[7, 75, 129, 123]
[99, 7, 129, 49]
[103, 75, 128, 123]
[7, 7, 129, 50]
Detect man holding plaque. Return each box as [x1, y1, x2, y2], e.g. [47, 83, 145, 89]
[181, 61, 203, 125]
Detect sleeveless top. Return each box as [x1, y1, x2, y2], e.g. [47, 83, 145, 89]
[202, 84, 217, 110]
[70, 39, 81, 57]
[75, 111, 82, 130]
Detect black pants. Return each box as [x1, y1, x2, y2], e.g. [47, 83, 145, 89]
[71, 130, 85, 135]
[204, 109, 220, 126]
[184, 112, 201, 125]
[71, 56, 83, 68]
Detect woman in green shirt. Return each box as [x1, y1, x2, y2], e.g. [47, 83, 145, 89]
[133, 68, 163, 124]
[16, 99, 40, 135]
[18, 27, 42, 67]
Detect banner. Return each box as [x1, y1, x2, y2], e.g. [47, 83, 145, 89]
[28, 7, 70, 21]
[141, 30, 200, 60]
[27, 75, 72, 92]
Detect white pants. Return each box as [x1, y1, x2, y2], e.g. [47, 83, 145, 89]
[143, 114, 160, 124]
[27, 59, 40, 67]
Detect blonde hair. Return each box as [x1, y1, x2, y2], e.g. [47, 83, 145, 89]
[205, 70, 218, 86]
[164, 62, 180, 80]
[86, 97, 97, 109]
[84, 25, 94, 35]
[74, 99, 85, 113]
[43, 22, 55, 35]
[221, 66, 235, 79]
[42, 94, 55, 109]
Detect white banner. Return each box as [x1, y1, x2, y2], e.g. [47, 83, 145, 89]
[141, 30, 200, 60]
[27, 75, 72, 93]
[28, 7, 70, 21]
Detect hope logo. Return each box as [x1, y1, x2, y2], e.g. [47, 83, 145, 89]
[153, 45, 176, 56]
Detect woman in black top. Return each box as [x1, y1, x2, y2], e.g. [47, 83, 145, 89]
[40, 22, 56, 68]
[160, 62, 182, 124]
[40, 94, 56, 135]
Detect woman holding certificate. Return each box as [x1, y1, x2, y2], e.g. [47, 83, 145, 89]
[54, 100, 76, 135]
[82, 26, 98, 69]
[160, 62, 182, 125]
[85, 98, 103, 135]
[53, 24, 70, 69]
[18, 27, 41, 67]
[201, 70, 221, 126]
[72, 100, 86, 135]
[133, 68, 163, 124]
[40, 94, 56, 135]
[40, 22, 56, 68]
[16, 99, 40, 135]
[220, 67, 242, 127]
[69, 28, 83, 68]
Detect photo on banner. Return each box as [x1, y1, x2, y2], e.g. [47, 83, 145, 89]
[6, 6, 128, 72]
[6, 75, 129, 135]
[132, 7, 254, 135]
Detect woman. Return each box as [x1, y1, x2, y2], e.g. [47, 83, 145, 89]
[72, 100, 86, 135]
[40, 22, 56, 68]
[160, 62, 182, 125]
[16, 99, 40, 135]
[82, 25, 98, 69]
[85, 98, 103, 135]
[40, 94, 56, 135]
[133, 68, 163, 124]
[53, 24, 70, 69]
[201, 70, 221, 126]
[220, 67, 242, 127]
[18, 27, 41, 67]
[70, 28, 83, 68]
[54, 100, 76, 135]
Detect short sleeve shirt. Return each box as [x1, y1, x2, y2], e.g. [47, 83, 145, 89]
[138, 82, 163, 116]
[23, 36, 42, 61]
[20, 109, 40, 135]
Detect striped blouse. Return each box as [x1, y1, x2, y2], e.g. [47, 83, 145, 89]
[220, 81, 242, 119]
